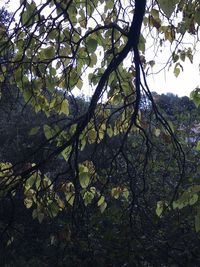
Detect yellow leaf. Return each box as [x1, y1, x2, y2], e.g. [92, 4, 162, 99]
[60, 99, 69, 115]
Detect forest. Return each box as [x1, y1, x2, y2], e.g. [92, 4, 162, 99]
[0, 0, 200, 266]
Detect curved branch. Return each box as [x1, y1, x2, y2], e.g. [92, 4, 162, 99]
[10, 0, 147, 182]
[77, 0, 146, 137]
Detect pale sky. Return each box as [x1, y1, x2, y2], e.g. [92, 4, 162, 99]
[147, 57, 200, 97]
[147, 45, 200, 97]
[3, 0, 200, 97]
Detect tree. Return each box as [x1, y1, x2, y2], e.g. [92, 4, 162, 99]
[1, 0, 200, 265]
[1, 92, 200, 266]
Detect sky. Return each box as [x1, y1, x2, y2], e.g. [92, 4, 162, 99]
[147, 56, 200, 97]
[3, 0, 200, 98]
[147, 49, 200, 97]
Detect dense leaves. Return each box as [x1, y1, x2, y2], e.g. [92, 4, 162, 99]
[0, 0, 200, 266]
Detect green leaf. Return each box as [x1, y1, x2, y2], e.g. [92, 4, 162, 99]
[97, 196, 105, 206]
[79, 172, 90, 188]
[83, 191, 94, 206]
[88, 128, 97, 143]
[79, 164, 88, 173]
[99, 201, 107, 213]
[154, 128, 161, 137]
[32, 209, 45, 223]
[111, 187, 120, 199]
[24, 198, 33, 209]
[105, 0, 113, 11]
[173, 190, 199, 210]
[76, 79, 83, 90]
[21, 2, 37, 26]
[196, 141, 200, 151]
[38, 212, 45, 223]
[35, 176, 41, 190]
[7, 236, 14, 247]
[43, 46, 55, 59]
[60, 99, 69, 115]
[43, 124, 54, 140]
[189, 193, 198, 206]
[66, 192, 75, 206]
[23, 88, 32, 102]
[90, 186, 96, 195]
[90, 53, 97, 66]
[174, 65, 181, 77]
[157, 0, 179, 18]
[48, 202, 60, 218]
[57, 198, 65, 210]
[22, 11, 31, 26]
[48, 29, 58, 40]
[61, 146, 72, 161]
[25, 175, 35, 189]
[151, 8, 160, 19]
[190, 88, 200, 108]
[138, 34, 146, 53]
[122, 188, 129, 200]
[29, 126, 40, 136]
[107, 125, 113, 138]
[42, 175, 52, 188]
[86, 38, 98, 54]
[194, 9, 200, 26]
[156, 201, 164, 217]
[180, 51, 186, 62]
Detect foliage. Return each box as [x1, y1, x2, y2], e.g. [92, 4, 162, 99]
[0, 0, 200, 265]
